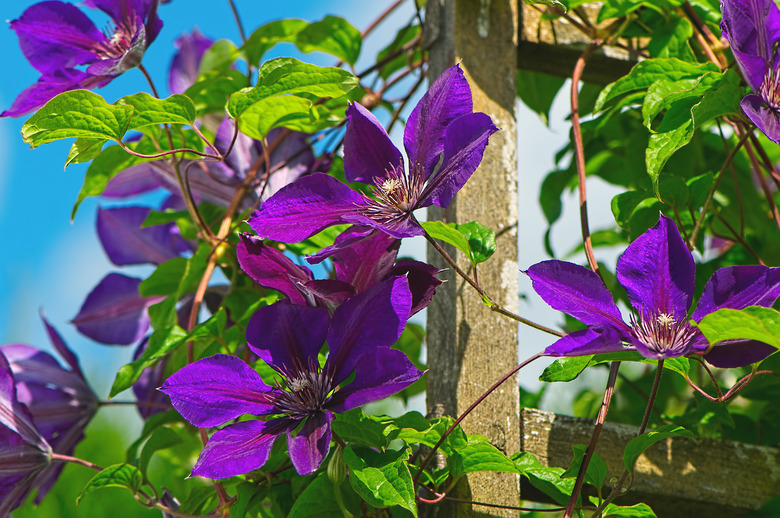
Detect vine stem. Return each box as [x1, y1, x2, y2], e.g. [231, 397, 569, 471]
[226, 0, 247, 43]
[590, 360, 665, 518]
[423, 232, 563, 337]
[570, 41, 602, 274]
[563, 362, 621, 518]
[742, 131, 780, 234]
[412, 352, 544, 485]
[51, 453, 103, 471]
[688, 129, 751, 250]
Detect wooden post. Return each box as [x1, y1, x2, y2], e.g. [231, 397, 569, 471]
[425, 0, 520, 515]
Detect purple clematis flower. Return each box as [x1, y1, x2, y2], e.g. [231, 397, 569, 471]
[160, 276, 422, 477]
[721, 0, 780, 143]
[1, 315, 98, 504]
[0, 351, 53, 516]
[3, 0, 166, 117]
[247, 64, 498, 243]
[237, 229, 441, 314]
[527, 214, 780, 368]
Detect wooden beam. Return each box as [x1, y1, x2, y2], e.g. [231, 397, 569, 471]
[518, 2, 639, 84]
[424, 0, 521, 515]
[522, 408, 780, 517]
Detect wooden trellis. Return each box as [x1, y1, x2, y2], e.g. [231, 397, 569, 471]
[423, 1, 779, 516]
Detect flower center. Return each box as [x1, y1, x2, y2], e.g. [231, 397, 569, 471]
[361, 164, 425, 226]
[269, 361, 334, 419]
[760, 65, 780, 110]
[629, 310, 698, 357]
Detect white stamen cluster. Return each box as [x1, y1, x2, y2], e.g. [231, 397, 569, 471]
[361, 164, 426, 226]
[269, 359, 334, 419]
[629, 310, 698, 356]
[760, 65, 780, 110]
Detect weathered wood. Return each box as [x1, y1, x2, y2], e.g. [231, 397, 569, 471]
[424, 0, 520, 516]
[519, 2, 638, 84]
[522, 407, 780, 517]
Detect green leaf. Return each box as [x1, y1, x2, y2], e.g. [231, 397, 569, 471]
[117, 93, 197, 130]
[513, 452, 576, 506]
[227, 58, 357, 119]
[517, 69, 566, 125]
[140, 258, 188, 297]
[243, 19, 308, 66]
[377, 25, 422, 80]
[422, 220, 471, 256]
[184, 69, 249, 116]
[77, 464, 143, 505]
[595, 59, 719, 112]
[288, 472, 361, 518]
[455, 221, 496, 264]
[623, 425, 692, 473]
[295, 16, 362, 65]
[695, 306, 780, 350]
[22, 90, 133, 148]
[139, 426, 182, 477]
[109, 326, 187, 397]
[236, 95, 316, 141]
[600, 502, 657, 517]
[198, 39, 240, 74]
[539, 356, 593, 382]
[561, 445, 607, 489]
[448, 441, 518, 480]
[332, 408, 396, 449]
[642, 72, 724, 129]
[645, 71, 741, 190]
[343, 446, 417, 516]
[65, 138, 106, 168]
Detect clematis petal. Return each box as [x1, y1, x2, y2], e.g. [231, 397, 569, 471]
[721, 0, 780, 91]
[9, 1, 105, 74]
[160, 354, 275, 428]
[299, 280, 355, 310]
[544, 327, 627, 357]
[327, 277, 412, 385]
[703, 340, 777, 368]
[1, 68, 110, 118]
[287, 411, 332, 475]
[97, 206, 183, 266]
[692, 265, 780, 321]
[168, 28, 213, 94]
[40, 310, 83, 378]
[245, 303, 329, 375]
[741, 94, 780, 145]
[343, 103, 404, 184]
[191, 419, 293, 479]
[404, 64, 474, 178]
[72, 273, 161, 345]
[389, 259, 443, 315]
[616, 214, 694, 320]
[102, 161, 161, 197]
[332, 230, 398, 291]
[329, 347, 423, 412]
[306, 225, 376, 265]
[418, 112, 498, 208]
[526, 261, 627, 331]
[237, 233, 313, 305]
[248, 173, 368, 243]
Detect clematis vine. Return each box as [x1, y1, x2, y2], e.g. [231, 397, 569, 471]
[237, 229, 441, 314]
[721, 0, 780, 143]
[2, 0, 166, 117]
[247, 64, 497, 244]
[160, 276, 422, 477]
[527, 215, 780, 368]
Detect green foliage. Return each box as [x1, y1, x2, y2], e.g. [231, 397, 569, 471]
[77, 464, 144, 505]
[695, 307, 780, 350]
[343, 446, 417, 516]
[421, 220, 496, 265]
[623, 425, 692, 473]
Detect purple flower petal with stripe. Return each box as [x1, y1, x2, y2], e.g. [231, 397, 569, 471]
[72, 273, 163, 345]
[97, 206, 185, 266]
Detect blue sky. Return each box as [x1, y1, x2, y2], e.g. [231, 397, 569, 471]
[0, 0, 417, 396]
